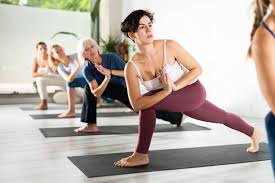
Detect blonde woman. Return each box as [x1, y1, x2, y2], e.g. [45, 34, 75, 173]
[32, 42, 65, 110]
[248, 0, 275, 176]
[49, 44, 87, 117]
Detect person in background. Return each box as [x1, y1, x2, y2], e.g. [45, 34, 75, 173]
[248, 0, 275, 177]
[32, 41, 65, 110]
[49, 44, 87, 117]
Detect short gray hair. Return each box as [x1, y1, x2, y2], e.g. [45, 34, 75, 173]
[77, 37, 100, 63]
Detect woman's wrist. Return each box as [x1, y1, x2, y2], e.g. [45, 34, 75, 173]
[105, 74, 111, 80]
[162, 87, 172, 95]
[172, 83, 178, 91]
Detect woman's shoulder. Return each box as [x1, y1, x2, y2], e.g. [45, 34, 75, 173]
[154, 39, 180, 50]
[154, 39, 177, 44]
[33, 56, 38, 63]
[125, 60, 139, 75]
[129, 52, 146, 64]
[103, 52, 120, 59]
[253, 26, 273, 48]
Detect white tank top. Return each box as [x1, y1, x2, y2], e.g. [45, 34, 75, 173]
[36, 57, 49, 73]
[130, 40, 196, 95]
[36, 57, 58, 76]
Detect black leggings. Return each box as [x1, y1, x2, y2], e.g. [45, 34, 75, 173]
[80, 83, 183, 124]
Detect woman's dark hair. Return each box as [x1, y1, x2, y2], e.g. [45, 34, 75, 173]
[121, 9, 154, 39]
[36, 41, 47, 49]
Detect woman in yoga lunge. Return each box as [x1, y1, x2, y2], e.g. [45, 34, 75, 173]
[115, 9, 262, 167]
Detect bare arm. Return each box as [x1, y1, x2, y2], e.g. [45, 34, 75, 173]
[88, 69, 111, 98]
[59, 59, 80, 82]
[252, 31, 275, 113]
[95, 64, 124, 77]
[125, 62, 172, 111]
[32, 58, 46, 77]
[110, 69, 124, 77]
[167, 40, 202, 91]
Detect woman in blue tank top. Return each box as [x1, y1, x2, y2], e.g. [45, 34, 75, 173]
[49, 44, 87, 118]
[248, 0, 275, 177]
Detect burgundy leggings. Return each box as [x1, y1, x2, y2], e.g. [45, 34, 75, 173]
[136, 81, 254, 153]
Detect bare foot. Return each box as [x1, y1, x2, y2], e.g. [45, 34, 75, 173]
[35, 103, 48, 110]
[97, 98, 106, 108]
[58, 111, 76, 118]
[126, 108, 133, 112]
[181, 114, 188, 123]
[246, 129, 263, 153]
[74, 124, 98, 133]
[114, 152, 149, 168]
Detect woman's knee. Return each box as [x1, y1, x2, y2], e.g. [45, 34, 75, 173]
[193, 81, 206, 101]
[35, 77, 45, 86]
[140, 106, 156, 116]
[179, 81, 206, 110]
[83, 85, 96, 101]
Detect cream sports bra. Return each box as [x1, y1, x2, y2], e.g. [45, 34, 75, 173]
[130, 40, 195, 95]
[36, 57, 58, 76]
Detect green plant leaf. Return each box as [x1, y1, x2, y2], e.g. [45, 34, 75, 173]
[91, 0, 101, 22]
[50, 31, 79, 40]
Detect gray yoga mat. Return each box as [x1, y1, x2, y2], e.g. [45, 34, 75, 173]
[30, 111, 137, 119]
[39, 123, 210, 137]
[68, 143, 269, 178]
[20, 104, 125, 111]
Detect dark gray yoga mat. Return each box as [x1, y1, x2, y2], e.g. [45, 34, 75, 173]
[68, 143, 269, 178]
[39, 123, 210, 137]
[30, 111, 137, 119]
[20, 104, 125, 111]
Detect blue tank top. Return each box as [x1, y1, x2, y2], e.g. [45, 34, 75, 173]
[57, 54, 83, 78]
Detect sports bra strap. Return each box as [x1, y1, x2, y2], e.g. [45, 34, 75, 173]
[262, 21, 275, 39]
[128, 61, 144, 82]
[163, 40, 167, 66]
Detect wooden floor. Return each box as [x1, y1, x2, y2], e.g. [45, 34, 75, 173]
[0, 104, 273, 183]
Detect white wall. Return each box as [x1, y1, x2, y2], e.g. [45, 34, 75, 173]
[100, 0, 123, 40]
[106, 0, 269, 117]
[0, 4, 91, 84]
[99, 0, 110, 41]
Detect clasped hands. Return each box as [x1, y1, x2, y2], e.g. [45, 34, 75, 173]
[159, 67, 177, 93]
[95, 64, 111, 78]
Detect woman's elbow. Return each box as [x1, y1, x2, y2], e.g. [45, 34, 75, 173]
[131, 102, 143, 112]
[195, 66, 203, 76]
[197, 66, 202, 75]
[91, 90, 100, 99]
[67, 78, 74, 83]
[132, 106, 140, 112]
